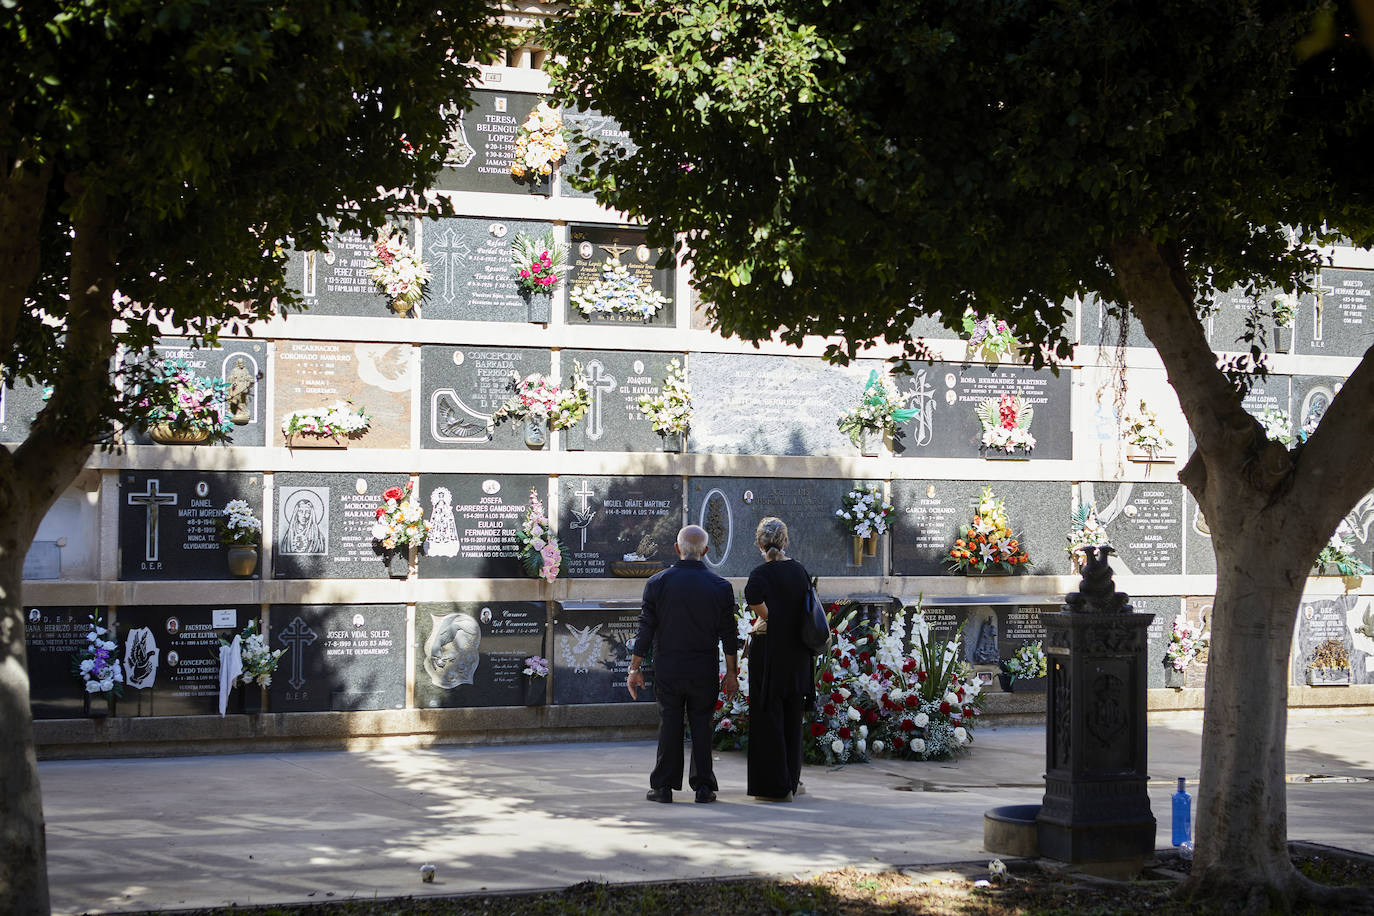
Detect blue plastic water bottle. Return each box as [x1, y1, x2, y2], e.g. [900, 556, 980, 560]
[1172, 777, 1192, 846]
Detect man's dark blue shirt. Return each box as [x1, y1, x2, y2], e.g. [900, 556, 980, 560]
[633, 558, 737, 680]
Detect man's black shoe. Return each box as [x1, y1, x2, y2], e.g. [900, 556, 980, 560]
[645, 787, 673, 803]
[694, 789, 717, 803]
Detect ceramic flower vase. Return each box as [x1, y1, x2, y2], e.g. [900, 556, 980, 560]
[227, 546, 259, 577]
[149, 423, 208, 445]
[392, 297, 413, 315]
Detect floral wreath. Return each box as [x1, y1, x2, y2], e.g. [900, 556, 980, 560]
[569, 258, 669, 320]
[511, 101, 568, 181]
[976, 392, 1035, 453]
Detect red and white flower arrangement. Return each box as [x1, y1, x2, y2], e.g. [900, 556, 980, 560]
[1165, 615, 1205, 672]
[511, 231, 567, 294]
[712, 601, 983, 763]
[516, 488, 564, 582]
[371, 482, 431, 550]
[976, 392, 1036, 453]
[369, 232, 431, 311]
[489, 364, 591, 432]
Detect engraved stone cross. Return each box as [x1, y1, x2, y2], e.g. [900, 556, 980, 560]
[278, 616, 319, 691]
[583, 360, 617, 441]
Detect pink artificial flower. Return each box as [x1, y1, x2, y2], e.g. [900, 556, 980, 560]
[520, 269, 530, 278]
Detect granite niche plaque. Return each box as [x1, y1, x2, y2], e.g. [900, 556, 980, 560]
[567, 225, 674, 328]
[559, 108, 636, 201]
[1136, 596, 1186, 689]
[420, 345, 551, 450]
[559, 476, 681, 578]
[417, 474, 545, 579]
[688, 477, 884, 578]
[1077, 482, 1185, 575]
[126, 339, 266, 447]
[267, 604, 406, 712]
[560, 350, 682, 453]
[889, 480, 1072, 576]
[552, 602, 654, 704]
[892, 362, 1072, 460]
[118, 472, 261, 581]
[1078, 294, 1153, 349]
[419, 215, 557, 323]
[1292, 375, 1343, 441]
[1182, 490, 1217, 576]
[414, 602, 546, 708]
[1290, 594, 1373, 686]
[283, 229, 392, 317]
[25, 606, 99, 719]
[1297, 268, 1374, 358]
[0, 379, 47, 443]
[114, 605, 248, 717]
[1202, 285, 1287, 354]
[273, 473, 409, 579]
[273, 340, 412, 449]
[435, 90, 551, 195]
[688, 353, 867, 457]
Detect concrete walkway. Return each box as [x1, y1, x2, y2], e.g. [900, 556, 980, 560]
[41, 711, 1374, 914]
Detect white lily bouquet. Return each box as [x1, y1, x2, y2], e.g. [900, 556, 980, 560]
[637, 358, 692, 434]
[237, 620, 285, 687]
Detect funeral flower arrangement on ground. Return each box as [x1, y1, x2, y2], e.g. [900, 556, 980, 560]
[976, 392, 1035, 453]
[637, 358, 693, 434]
[511, 231, 567, 294]
[1065, 502, 1110, 559]
[836, 369, 917, 446]
[1124, 399, 1173, 456]
[962, 310, 1020, 362]
[236, 620, 285, 687]
[369, 232, 431, 310]
[510, 101, 568, 180]
[836, 484, 894, 539]
[218, 499, 262, 547]
[1316, 519, 1371, 576]
[947, 487, 1032, 573]
[138, 358, 235, 442]
[713, 602, 983, 764]
[489, 364, 591, 431]
[516, 488, 563, 582]
[1165, 615, 1205, 672]
[570, 258, 670, 319]
[74, 615, 123, 696]
[281, 401, 371, 439]
[1000, 641, 1047, 682]
[371, 482, 431, 550]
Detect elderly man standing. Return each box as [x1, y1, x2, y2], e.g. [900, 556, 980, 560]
[627, 524, 738, 803]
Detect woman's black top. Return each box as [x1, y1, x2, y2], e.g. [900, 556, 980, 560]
[744, 557, 815, 703]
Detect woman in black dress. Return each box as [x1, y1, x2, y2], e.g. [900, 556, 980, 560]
[744, 516, 815, 801]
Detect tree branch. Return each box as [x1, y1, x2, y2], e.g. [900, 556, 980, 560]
[0, 156, 52, 360]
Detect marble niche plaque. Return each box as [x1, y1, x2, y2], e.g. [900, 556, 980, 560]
[267, 604, 406, 712]
[25, 606, 99, 719]
[567, 225, 675, 328]
[1298, 268, 1374, 358]
[417, 474, 545, 579]
[558, 107, 636, 201]
[558, 476, 682, 578]
[1202, 285, 1289, 354]
[1182, 489, 1217, 577]
[419, 215, 557, 323]
[560, 350, 682, 453]
[552, 604, 654, 704]
[282, 229, 391, 317]
[273, 340, 412, 449]
[687, 477, 885, 579]
[1076, 482, 1185, 576]
[273, 473, 409, 579]
[435, 90, 551, 195]
[1291, 593, 1373, 686]
[996, 604, 1052, 693]
[0, 379, 47, 443]
[1292, 375, 1343, 441]
[892, 362, 1072, 461]
[889, 480, 1072, 577]
[125, 338, 266, 447]
[1078, 294, 1153, 350]
[688, 353, 866, 457]
[420, 345, 551, 450]
[118, 471, 262, 581]
[414, 602, 546, 708]
[1136, 596, 1186, 689]
[114, 605, 249, 717]
[907, 603, 972, 653]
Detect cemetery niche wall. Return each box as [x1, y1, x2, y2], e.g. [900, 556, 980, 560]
[23, 63, 1374, 752]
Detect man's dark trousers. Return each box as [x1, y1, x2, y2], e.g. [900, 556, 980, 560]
[650, 675, 719, 792]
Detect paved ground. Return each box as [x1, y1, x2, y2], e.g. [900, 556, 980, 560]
[41, 711, 1374, 914]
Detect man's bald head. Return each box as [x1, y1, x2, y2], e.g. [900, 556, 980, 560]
[677, 525, 709, 560]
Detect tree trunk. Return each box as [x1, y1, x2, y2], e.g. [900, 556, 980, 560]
[0, 506, 49, 915]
